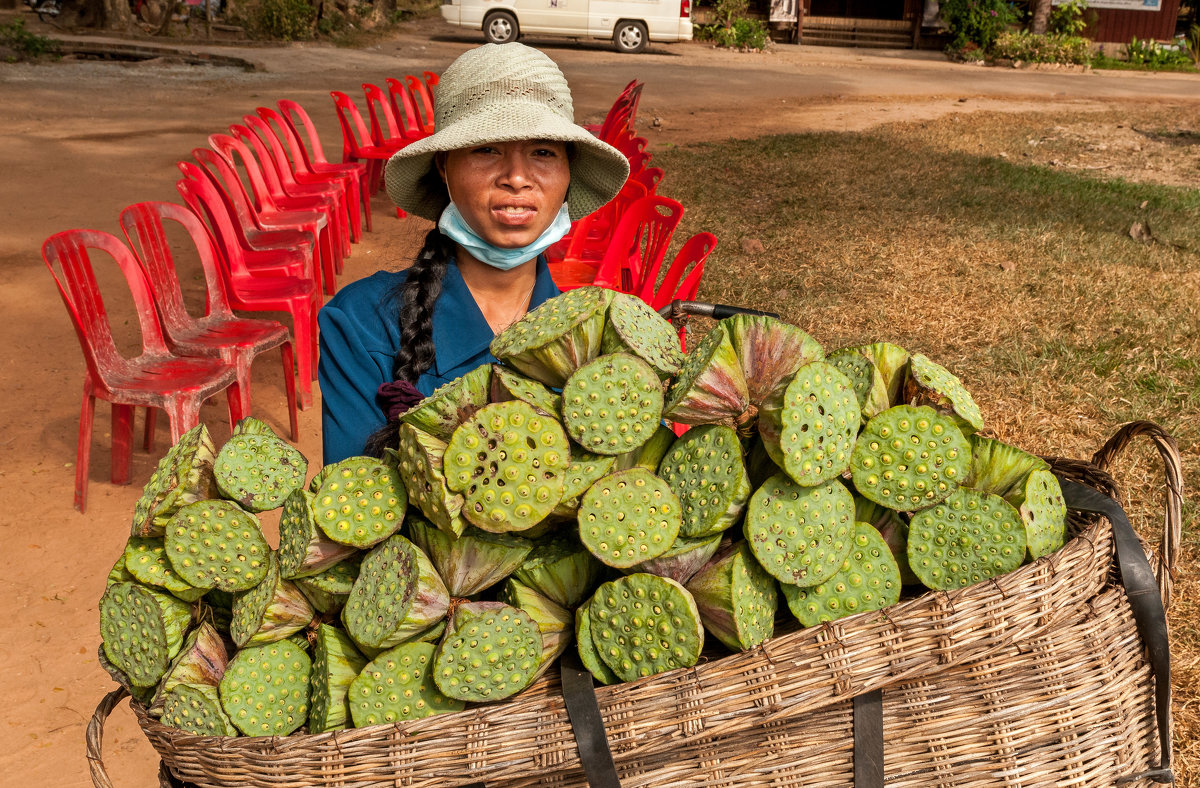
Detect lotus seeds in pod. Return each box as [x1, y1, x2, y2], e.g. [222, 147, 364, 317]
[744, 473, 855, 587]
[123, 536, 206, 602]
[575, 597, 619, 685]
[562, 353, 664, 455]
[349, 641, 465, 726]
[766, 361, 860, 487]
[99, 581, 193, 688]
[131, 423, 216, 538]
[588, 573, 704, 681]
[399, 364, 492, 443]
[907, 487, 1027, 590]
[657, 424, 751, 539]
[392, 427, 467, 537]
[600, 293, 684, 379]
[782, 522, 901, 627]
[219, 639, 312, 736]
[578, 468, 683, 569]
[432, 601, 544, 703]
[213, 418, 307, 512]
[161, 684, 239, 736]
[850, 405, 970, 512]
[311, 456, 407, 548]
[903, 353, 985, 435]
[164, 499, 271, 592]
[489, 286, 612, 387]
[490, 364, 562, 417]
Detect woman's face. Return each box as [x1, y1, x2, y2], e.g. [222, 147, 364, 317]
[439, 139, 571, 249]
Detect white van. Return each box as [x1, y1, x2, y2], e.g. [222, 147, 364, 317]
[440, 0, 693, 53]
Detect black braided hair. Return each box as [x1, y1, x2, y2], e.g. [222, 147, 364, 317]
[363, 227, 454, 457]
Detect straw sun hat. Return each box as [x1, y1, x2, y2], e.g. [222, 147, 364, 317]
[383, 43, 630, 223]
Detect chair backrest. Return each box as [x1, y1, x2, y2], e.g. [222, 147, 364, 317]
[592, 195, 684, 294]
[241, 115, 305, 192]
[176, 162, 257, 283]
[633, 166, 664, 196]
[362, 82, 405, 147]
[42, 229, 172, 387]
[422, 70, 439, 88]
[644, 231, 716, 309]
[191, 146, 268, 239]
[384, 77, 426, 139]
[330, 90, 375, 159]
[404, 74, 436, 134]
[277, 99, 332, 167]
[561, 179, 648, 264]
[211, 130, 286, 215]
[598, 80, 643, 143]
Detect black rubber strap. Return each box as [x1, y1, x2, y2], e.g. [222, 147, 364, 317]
[853, 689, 884, 787]
[559, 652, 622, 788]
[1058, 478, 1174, 784]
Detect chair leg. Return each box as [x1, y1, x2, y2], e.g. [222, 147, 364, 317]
[360, 172, 374, 233]
[226, 380, 245, 431]
[344, 176, 363, 242]
[292, 299, 316, 410]
[76, 384, 96, 513]
[143, 407, 157, 452]
[167, 398, 203, 444]
[279, 341, 299, 441]
[111, 403, 135, 486]
[320, 228, 338, 296]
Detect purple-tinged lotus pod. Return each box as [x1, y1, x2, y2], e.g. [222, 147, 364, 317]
[686, 540, 777, 652]
[758, 361, 860, 488]
[498, 578, 574, 679]
[589, 574, 703, 681]
[293, 554, 361, 614]
[400, 364, 493, 443]
[782, 522, 901, 627]
[601, 293, 684, 380]
[907, 488, 1026, 591]
[433, 601, 543, 703]
[230, 552, 315, 648]
[850, 405, 970, 512]
[613, 423, 677, 473]
[490, 364, 562, 418]
[407, 515, 533, 597]
[340, 534, 421, 651]
[827, 348, 891, 419]
[391, 427, 467, 537]
[310, 455, 407, 548]
[574, 595, 619, 685]
[124, 536, 206, 602]
[657, 424, 752, 539]
[663, 324, 753, 431]
[855, 495, 920, 586]
[349, 641, 465, 726]
[551, 450, 617, 518]
[100, 581, 193, 689]
[149, 621, 229, 715]
[562, 353, 665, 456]
[132, 424, 217, 538]
[160, 683, 239, 736]
[844, 342, 910, 407]
[490, 286, 614, 387]
[903, 353, 985, 436]
[722, 314, 824, 406]
[213, 417, 307, 513]
[628, 533, 726, 585]
[307, 624, 369, 733]
[511, 533, 604, 609]
[277, 489, 358, 579]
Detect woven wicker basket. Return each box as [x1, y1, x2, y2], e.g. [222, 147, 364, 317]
[87, 421, 1182, 788]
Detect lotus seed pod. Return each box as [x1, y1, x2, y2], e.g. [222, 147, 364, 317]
[758, 362, 860, 487]
[149, 622, 228, 715]
[903, 353, 985, 435]
[551, 450, 618, 518]
[628, 533, 725, 585]
[744, 473, 855, 587]
[843, 342, 910, 407]
[722, 314, 824, 405]
[850, 405, 970, 511]
[589, 573, 704, 681]
[412, 619, 447, 644]
[907, 487, 1027, 590]
[686, 541, 777, 651]
[490, 286, 613, 386]
[663, 323, 753, 429]
[966, 436, 1050, 500]
[392, 426, 467, 537]
[97, 645, 156, 707]
[601, 293, 684, 380]
[827, 348, 891, 419]
[219, 639, 312, 736]
[1015, 469, 1067, 560]
[658, 425, 751, 539]
[511, 533, 604, 609]
[782, 522, 902, 627]
[444, 401, 570, 533]
[294, 554, 361, 614]
[213, 418, 307, 512]
[490, 364, 562, 417]
[349, 641, 465, 726]
[307, 624, 369, 733]
[400, 364, 493, 442]
[575, 597, 619, 685]
[854, 495, 920, 586]
[408, 516, 533, 597]
[393, 542, 453, 643]
[562, 353, 665, 456]
[579, 468, 683, 569]
[433, 601, 544, 703]
[99, 581, 193, 688]
[123, 536, 206, 602]
[161, 684, 239, 736]
[340, 534, 421, 651]
[106, 554, 135, 587]
[164, 499, 271, 592]
[311, 455, 407, 548]
[498, 579, 574, 678]
[277, 489, 358, 579]
[231, 553, 315, 648]
[614, 424, 677, 473]
[132, 424, 217, 538]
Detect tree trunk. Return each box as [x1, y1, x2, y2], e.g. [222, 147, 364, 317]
[368, 0, 398, 27]
[1029, 0, 1051, 34]
[95, 0, 135, 29]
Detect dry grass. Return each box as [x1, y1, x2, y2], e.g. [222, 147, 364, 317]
[653, 105, 1200, 782]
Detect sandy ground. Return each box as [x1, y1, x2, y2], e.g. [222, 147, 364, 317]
[0, 12, 1197, 787]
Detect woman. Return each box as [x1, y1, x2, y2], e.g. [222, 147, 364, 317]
[318, 43, 630, 464]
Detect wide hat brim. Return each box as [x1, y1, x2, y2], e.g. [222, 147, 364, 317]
[383, 103, 630, 224]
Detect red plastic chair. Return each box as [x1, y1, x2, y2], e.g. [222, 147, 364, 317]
[176, 164, 320, 407]
[632, 166, 664, 196]
[331, 90, 400, 197]
[362, 82, 419, 151]
[119, 201, 300, 440]
[422, 69, 439, 89]
[551, 180, 649, 268]
[384, 78, 433, 143]
[642, 231, 716, 310]
[598, 81, 644, 143]
[404, 74, 436, 135]
[585, 79, 640, 137]
[592, 195, 684, 294]
[42, 229, 242, 512]
[274, 99, 374, 234]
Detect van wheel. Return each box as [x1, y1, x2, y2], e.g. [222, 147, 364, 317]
[484, 11, 519, 44]
[613, 20, 648, 53]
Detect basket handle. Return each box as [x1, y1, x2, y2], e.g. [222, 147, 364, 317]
[1090, 420, 1183, 610]
[86, 687, 128, 788]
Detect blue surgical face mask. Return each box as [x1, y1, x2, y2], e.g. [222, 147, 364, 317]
[438, 200, 572, 271]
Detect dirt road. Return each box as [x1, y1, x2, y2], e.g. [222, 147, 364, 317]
[0, 14, 1196, 787]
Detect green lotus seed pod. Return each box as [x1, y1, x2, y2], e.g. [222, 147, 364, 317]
[106, 553, 135, 587]
[349, 641, 465, 727]
[627, 533, 725, 585]
[219, 640, 312, 736]
[161, 684, 239, 736]
[97, 645, 156, 707]
[277, 488, 358, 579]
[686, 541, 777, 651]
[308, 624, 369, 733]
[490, 364, 562, 418]
[490, 286, 613, 387]
[400, 364, 493, 442]
[657, 424, 751, 538]
[340, 535, 423, 651]
[407, 516, 532, 598]
[601, 293, 684, 380]
[782, 522, 901, 627]
[759, 361, 860, 487]
[1015, 469, 1067, 560]
[826, 348, 891, 419]
[589, 573, 704, 681]
[99, 581, 193, 688]
[562, 352, 664, 456]
[663, 323, 752, 428]
[850, 405, 970, 512]
[855, 495, 920, 586]
[907, 487, 1027, 590]
[164, 499, 271, 592]
[575, 597, 619, 685]
[551, 450, 618, 517]
[230, 553, 315, 648]
[311, 456, 407, 548]
[842, 342, 910, 407]
[444, 401, 570, 533]
[498, 579, 574, 678]
[966, 436, 1050, 500]
[511, 533, 604, 609]
[132, 423, 217, 538]
[294, 554, 361, 614]
[213, 418, 307, 512]
[124, 536, 206, 602]
[721, 314, 824, 406]
[903, 353, 985, 435]
[392, 426, 467, 537]
[744, 473, 855, 587]
[149, 622, 228, 715]
[433, 601, 543, 703]
[578, 468, 683, 569]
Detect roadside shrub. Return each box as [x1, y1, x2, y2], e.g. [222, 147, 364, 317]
[1048, 0, 1090, 35]
[0, 18, 59, 61]
[991, 30, 1092, 63]
[940, 0, 1020, 51]
[696, 0, 770, 50]
[1124, 35, 1192, 67]
[237, 0, 317, 40]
